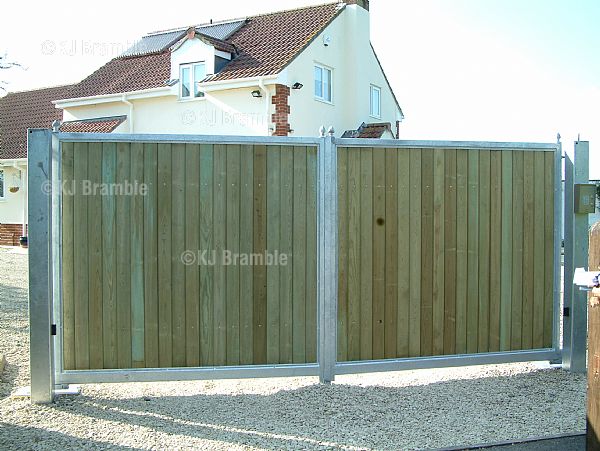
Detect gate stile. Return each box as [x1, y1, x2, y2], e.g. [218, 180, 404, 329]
[28, 129, 563, 403]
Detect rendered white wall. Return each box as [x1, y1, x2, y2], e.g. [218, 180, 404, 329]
[284, 4, 402, 137]
[0, 165, 27, 224]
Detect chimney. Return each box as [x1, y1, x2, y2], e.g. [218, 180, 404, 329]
[345, 0, 369, 10]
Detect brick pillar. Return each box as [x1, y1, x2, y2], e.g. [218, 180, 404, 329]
[271, 84, 290, 137]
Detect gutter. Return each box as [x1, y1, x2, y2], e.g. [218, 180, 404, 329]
[52, 86, 172, 109]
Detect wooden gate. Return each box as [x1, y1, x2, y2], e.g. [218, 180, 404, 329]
[337, 145, 556, 361]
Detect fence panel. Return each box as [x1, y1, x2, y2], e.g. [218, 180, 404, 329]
[61, 141, 318, 370]
[337, 146, 555, 361]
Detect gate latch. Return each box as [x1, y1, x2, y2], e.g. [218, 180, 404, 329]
[50, 324, 57, 336]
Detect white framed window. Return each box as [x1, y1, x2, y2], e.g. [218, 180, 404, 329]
[180, 62, 206, 99]
[314, 64, 333, 103]
[370, 85, 381, 118]
[0, 170, 4, 199]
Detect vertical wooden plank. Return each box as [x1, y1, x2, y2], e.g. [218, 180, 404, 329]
[511, 151, 524, 350]
[253, 145, 268, 364]
[522, 151, 535, 349]
[61, 142, 75, 370]
[478, 150, 490, 353]
[226, 144, 241, 365]
[130, 143, 145, 368]
[466, 151, 479, 354]
[198, 144, 214, 365]
[73, 142, 89, 370]
[239, 145, 254, 364]
[347, 147, 362, 361]
[293, 146, 307, 363]
[543, 151, 555, 348]
[532, 151, 546, 348]
[489, 151, 502, 352]
[499, 151, 513, 351]
[266, 146, 281, 363]
[305, 146, 318, 362]
[409, 148, 422, 357]
[372, 148, 386, 360]
[420, 149, 434, 357]
[171, 143, 186, 367]
[277, 146, 292, 363]
[102, 143, 117, 368]
[157, 143, 171, 368]
[455, 150, 469, 354]
[443, 149, 457, 355]
[116, 142, 132, 368]
[360, 147, 373, 359]
[384, 148, 398, 358]
[337, 147, 349, 361]
[397, 149, 410, 358]
[432, 148, 445, 355]
[213, 144, 227, 365]
[184, 144, 200, 366]
[87, 143, 103, 369]
[143, 143, 159, 367]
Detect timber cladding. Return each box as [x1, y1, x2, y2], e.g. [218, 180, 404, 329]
[337, 147, 556, 361]
[61, 142, 318, 370]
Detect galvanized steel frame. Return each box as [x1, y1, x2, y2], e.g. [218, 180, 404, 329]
[28, 130, 564, 403]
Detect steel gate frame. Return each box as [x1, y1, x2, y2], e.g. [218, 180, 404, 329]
[28, 129, 563, 403]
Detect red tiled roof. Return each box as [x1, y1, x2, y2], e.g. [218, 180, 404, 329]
[61, 2, 344, 99]
[0, 85, 70, 159]
[64, 51, 171, 99]
[60, 116, 126, 133]
[210, 2, 343, 81]
[342, 122, 394, 139]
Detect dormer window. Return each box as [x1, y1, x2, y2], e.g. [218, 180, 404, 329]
[180, 62, 206, 99]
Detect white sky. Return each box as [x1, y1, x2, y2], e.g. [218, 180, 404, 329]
[1, 0, 598, 177]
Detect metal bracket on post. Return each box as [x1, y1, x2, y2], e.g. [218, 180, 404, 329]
[27, 129, 55, 403]
[568, 140, 590, 373]
[317, 126, 337, 383]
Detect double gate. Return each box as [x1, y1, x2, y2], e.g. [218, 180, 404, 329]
[28, 130, 562, 403]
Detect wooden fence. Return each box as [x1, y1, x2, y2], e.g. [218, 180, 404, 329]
[337, 147, 556, 361]
[61, 142, 318, 370]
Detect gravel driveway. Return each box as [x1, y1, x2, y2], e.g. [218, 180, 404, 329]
[0, 247, 586, 450]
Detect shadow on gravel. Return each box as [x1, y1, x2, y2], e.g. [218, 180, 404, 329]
[49, 370, 585, 450]
[0, 422, 143, 450]
[0, 362, 20, 400]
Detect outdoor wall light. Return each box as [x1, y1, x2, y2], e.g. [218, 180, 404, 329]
[251, 90, 262, 98]
[292, 82, 303, 90]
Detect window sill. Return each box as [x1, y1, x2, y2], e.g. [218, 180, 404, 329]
[314, 97, 334, 106]
[369, 114, 382, 120]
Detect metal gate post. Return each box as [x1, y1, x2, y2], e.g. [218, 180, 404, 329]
[552, 141, 563, 359]
[569, 140, 590, 372]
[317, 128, 338, 383]
[562, 146, 574, 368]
[27, 129, 55, 403]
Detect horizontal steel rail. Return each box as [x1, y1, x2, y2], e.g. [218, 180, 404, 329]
[334, 138, 559, 151]
[56, 132, 321, 146]
[56, 363, 319, 384]
[334, 349, 560, 376]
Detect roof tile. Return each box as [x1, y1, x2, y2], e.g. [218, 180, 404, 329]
[0, 85, 70, 159]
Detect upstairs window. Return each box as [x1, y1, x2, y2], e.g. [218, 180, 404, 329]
[180, 62, 206, 99]
[370, 85, 381, 118]
[314, 64, 332, 103]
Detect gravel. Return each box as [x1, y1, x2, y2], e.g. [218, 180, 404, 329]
[0, 246, 587, 450]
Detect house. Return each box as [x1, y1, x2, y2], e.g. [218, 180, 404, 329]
[0, 0, 404, 244]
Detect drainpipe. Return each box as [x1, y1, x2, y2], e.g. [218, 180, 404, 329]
[122, 95, 134, 132]
[257, 78, 270, 135]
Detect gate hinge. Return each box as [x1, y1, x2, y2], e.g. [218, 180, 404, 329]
[51, 324, 57, 336]
[563, 307, 570, 318]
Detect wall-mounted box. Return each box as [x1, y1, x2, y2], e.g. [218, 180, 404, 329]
[574, 183, 597, 214]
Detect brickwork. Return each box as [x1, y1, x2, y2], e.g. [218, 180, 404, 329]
[271, 84, 291, 137]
